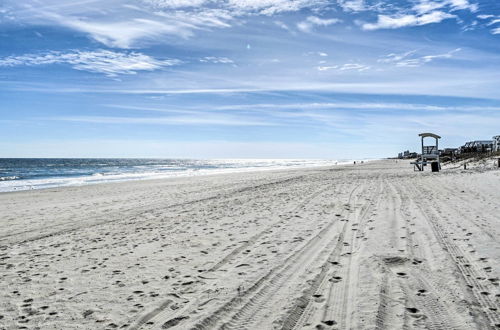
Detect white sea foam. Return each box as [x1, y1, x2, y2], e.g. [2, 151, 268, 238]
[0, 159, 366, 193]
[0, 176, 20, 181]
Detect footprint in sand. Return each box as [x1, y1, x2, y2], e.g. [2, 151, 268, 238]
[406, 307, 419, 314]
[416, 289, 428, 296]
[412, 259, 423, 265]
[315, 320, 337, 329]
[330, 276, 342, 283]
[488, 278, 499, 286]
[161, 316, 189, 328]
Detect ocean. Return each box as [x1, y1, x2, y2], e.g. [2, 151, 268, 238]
[0, 158, 347, 192]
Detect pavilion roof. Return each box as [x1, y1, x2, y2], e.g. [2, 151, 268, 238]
[418, 133, 441, 139]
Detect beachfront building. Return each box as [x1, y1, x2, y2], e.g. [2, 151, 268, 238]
[460, 141, 473, 153]
[472, 140, 494, 153]
[398, 150, 418, 159]
[493, 136, 500, 152]
[441, 148, 458, 156]
[441, 148, 458, 161]
[461, 140, 494, 153]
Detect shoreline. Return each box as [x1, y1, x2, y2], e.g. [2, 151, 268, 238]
[0, 159, 367, 193]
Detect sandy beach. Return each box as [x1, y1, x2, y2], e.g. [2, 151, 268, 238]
[0, 160, 499, 330]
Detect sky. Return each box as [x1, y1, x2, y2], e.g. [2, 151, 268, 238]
[1, 0, 499, 159]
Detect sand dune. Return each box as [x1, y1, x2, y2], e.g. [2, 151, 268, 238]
[0, 160, 499, 329]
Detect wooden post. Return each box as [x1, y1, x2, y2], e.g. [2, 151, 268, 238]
[421, 136, 425, 171]
[436, 137, 440, 169]
[431, 161, 439, 172]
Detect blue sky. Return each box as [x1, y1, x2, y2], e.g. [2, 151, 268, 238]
[1, 0, 499, 158]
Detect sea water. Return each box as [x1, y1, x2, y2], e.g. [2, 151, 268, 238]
[0, 158, 349, 192]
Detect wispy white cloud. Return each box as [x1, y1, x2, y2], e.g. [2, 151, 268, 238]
[211, 101, 500, 112]
[0, 50, 180, 76]
[297, 16, 341, 32]
[274, 20, 290, 30]
[144, 0, 328, 15]
[199, 56, 234, 64]
[378, 50, 417, 63]
[2, 0, 486, 49]
[317, 65, 339, 71]
[413, 0, 477, 15]
[140, 0, 208, 9]
[378, 48, 461, 67]
[473, 14, 500, 34]
[317, 62, 370, 72]
[339, 63, 370, 71]
[50, 115, 276, 126]
[4, 1, 234, 48]
[487, 19, 500, 26]
[41, 10, 232, 48]
[362, 11, 456, 30]
[2, 0, 329, 49]
[105, 101, 472, 114]
[226, 0, 326, 15]
[336, 0, 365, 12]
[306, 51, 329, 57]
[477, 14, 494, 20]
[139, 0, 331, 16]
[103, 104, 199, 114]
[359, 0, 478, 31]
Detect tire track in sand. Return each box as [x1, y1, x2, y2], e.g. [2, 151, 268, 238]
[281, 176, 383, 330]
[187, 183, 365, 330]
[403, 183, 500, 329]
[207, 182, 341, 272]
[391, 182, 471, 330]
[127, 177, 345, 330]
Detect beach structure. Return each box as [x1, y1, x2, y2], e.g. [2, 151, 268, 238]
[398, 150, 418, 159]
[472, 140, 494, 153]
[460, 141, 474, 154]
[461, 140, 494, 153]
[413, 132, 440, 171]
[441, 148, 458, 156]
[441, 148, 458, 161]
[493, 136, 500, 152]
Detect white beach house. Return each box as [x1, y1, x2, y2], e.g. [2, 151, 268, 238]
[493, 135, 500, 152]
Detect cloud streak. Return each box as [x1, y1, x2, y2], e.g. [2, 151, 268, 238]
[1, 0, 491, 50]
[362, 11, 456, 30]
[49, 115, 277, 126]
[207, 101, 500, 112]
[413, 0, 478, 15]
[378, 48, 461, 67]
[317, 63, 370, 72]
[3, 0, 329, 48]
[0, 50, 180, 76]
[297, 16, 341, 32]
